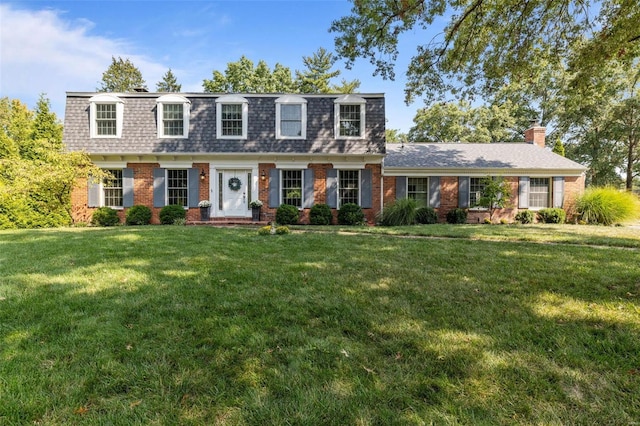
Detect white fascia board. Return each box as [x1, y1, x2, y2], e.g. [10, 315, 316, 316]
[383, 168, 586, 177]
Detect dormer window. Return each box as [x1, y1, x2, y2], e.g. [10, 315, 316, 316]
[157, 95, 191, 138]
[216, 95, 248, 139]
[89, 94, 124, 138]
[334, 94, 366, 139]
[275, 95, 307, 139]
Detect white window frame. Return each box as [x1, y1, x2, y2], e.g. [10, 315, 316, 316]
[216, 95, 248, 139]
[157, 94, 191, 139]
[334, 94, 366, 140]
[529, 177, 551, 210]
[166, 169, 189, 208]
[89, 94, 124, 138]
[102, 168, 124, 209]
[280, 169, 304, 208]
[275, 95, 307, 139]
[338, 169, 360, 207]
[469, 177, 488, 210]
[407, 177, 430, 207]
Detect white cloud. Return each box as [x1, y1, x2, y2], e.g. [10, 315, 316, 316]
[0, 4, 165, 117]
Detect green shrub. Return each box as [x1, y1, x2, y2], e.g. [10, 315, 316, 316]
[379, 198, 418, 226]
[576, 187, 640, 225]
[515, 210, 535, 224]
[415, 207, 438, 224]
[91, 207, 120, 226]
[125, 205, 152, 225]
[172, 218, 187, 226]
[446, 208, 467, 224]
[258, 226, 272, 236]
[309, 203, 333, 225]
[537, 208, 566, 224]
[276, 204, 299, 225]
[159, 205, 186, 225]
[338, 203, 366, 225]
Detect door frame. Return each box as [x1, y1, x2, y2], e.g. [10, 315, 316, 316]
[210, 164, 259, 218]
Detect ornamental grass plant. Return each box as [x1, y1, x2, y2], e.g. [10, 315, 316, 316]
[576, 186, 640, 225]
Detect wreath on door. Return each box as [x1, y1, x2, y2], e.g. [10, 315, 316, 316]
[228, 177, 242, 191]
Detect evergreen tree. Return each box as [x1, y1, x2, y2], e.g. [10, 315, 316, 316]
[156, 69, 181, 92]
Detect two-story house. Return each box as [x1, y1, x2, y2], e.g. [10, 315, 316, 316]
[64, 92, 586, 224]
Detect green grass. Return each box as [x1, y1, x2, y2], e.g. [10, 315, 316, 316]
[1, 224, 639, 425]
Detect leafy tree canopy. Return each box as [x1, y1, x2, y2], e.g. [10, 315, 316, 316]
[98, 56, 146, 92]
[331, 0, 640, 104]
[156, 69, 182, 92]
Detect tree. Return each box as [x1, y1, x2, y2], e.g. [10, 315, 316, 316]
[203, 56, 296, 93]
[552, 138, 566, 157]
[0, 97, 97, 228]
[331, 1, 640, 105]
[385, 128, 407, 143]
[156, 69, 181, 92]
[407, 100, 524, 143]
[476, 176, 512, 222]
[98, 56, 146, 92]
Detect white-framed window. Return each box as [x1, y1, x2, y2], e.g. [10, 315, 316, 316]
[216, 95, 248, 139]
[281, 170, 303, 208]
[339, 170, 360, 206]
[407, 177, 429, 206]
[167, 169, 188, 207]
[334, 94, 366, 139]
[275, 95, 307, 139]
[529, 177, 550, 209]
[469, 177, 487, 208]
[157, 95, 190, 138]
[89, 94, 124, 138]
[103, 169, 123, 208]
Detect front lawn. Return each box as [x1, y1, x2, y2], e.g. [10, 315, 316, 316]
[1, 225, 639, 424]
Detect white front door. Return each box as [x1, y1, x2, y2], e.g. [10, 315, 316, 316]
[222, 170, 249, 216]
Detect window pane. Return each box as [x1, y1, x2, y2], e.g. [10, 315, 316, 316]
[103, 169, 123, 207]
[407, 177, 429, 206]
[221, 104, 243, 136]
[167, 169, 188, 207]
[339, 170, 359, 205]
[282, 170, 302, 208]
[529, 178, 549, 208]
[339, 104, 361, 137]
[96, 104, 116, 135]
[280, 104, 302, 137]
[163, 104, 184, 136]
[470, 177, 486, 207]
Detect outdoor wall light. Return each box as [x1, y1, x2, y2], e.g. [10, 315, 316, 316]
[261, 170, 266, 181]
[200, 169, 206, 180]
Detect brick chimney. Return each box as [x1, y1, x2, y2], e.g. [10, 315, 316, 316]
[524, 120, 546, 148]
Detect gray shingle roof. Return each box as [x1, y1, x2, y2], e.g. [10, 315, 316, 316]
[63, 93, 386, 156]
[385, 143, 586, 174]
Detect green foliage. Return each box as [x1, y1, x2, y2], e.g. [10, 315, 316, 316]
[0, 97, 97, 229]
[125, 205, 152, 226]
[378, 198, 418, 226]
[446, 208, 468, 224]
[515, 210, 535, 224]
[537, 208, 566, 224]
[203, 56, 296, 93]
[258, 225, 272, 235]
[576, 187, 640, 225]
[159, 205, 186, 225]
[275, 226, 290, 235]
[337, 203, 365, 225]
[91, 207, 120, 226]
[416, 207, 439, 224]
[275, 204, 299, 225]
[156, 68, 181, 92]
[476, 176, 512, 221]
[97, 56, 146, 92]
[309, 203, 333, 225]
[552, 138, 566, 156]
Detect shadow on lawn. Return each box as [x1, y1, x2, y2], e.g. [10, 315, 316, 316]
[1, 228, 639, 424]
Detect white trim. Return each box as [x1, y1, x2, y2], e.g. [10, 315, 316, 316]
[89, 94, 124, 139]
[337, 169, 361, 208]
[216, 96, 248, 139]
[274, 161, 308, 169]
[334, 162, 366, 170]
[157, 95, 191, 139]
[94, 161, 127, 168]
[275, 96, 307, 140]
[158, 161, 194, 168]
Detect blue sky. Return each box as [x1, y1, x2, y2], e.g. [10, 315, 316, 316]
[0, 0, 428, 132]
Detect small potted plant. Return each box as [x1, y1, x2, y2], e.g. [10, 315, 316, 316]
[198, 200, 212, 221]
[249, 199, 263, 221]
